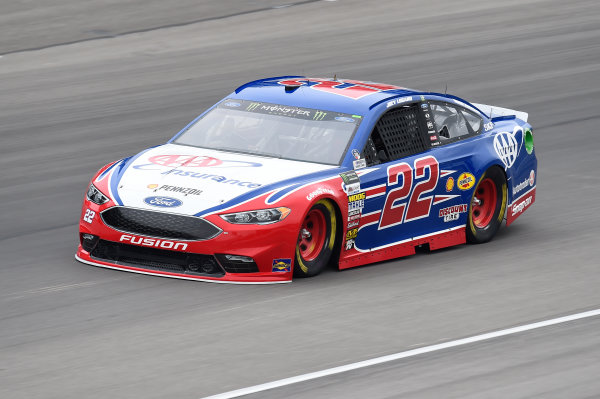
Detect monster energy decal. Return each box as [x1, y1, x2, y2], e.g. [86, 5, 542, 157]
[340, 171, 359, 186]
[313, 111, 327, 121]
[221, 99, 357, 123]
[246, 102, 261, 111]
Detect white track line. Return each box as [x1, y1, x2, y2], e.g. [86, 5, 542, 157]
[201, 308, 600, 399]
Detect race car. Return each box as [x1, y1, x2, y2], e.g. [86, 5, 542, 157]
[76, 76, 537, 284]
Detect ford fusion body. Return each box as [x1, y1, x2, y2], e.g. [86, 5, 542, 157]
[76, 76, 537, 283]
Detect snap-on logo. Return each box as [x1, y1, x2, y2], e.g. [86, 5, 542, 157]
[512, 195, 533, 216]
[143, 196, 182, 208]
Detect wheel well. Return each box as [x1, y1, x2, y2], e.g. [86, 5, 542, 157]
[484, 164, 508, 220]
[321, 198, 344, 268]
[484, 164, 507, 184]
[488, 164, 507, 179]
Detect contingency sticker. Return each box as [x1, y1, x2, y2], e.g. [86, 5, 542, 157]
[341, 171, 365, 235]
[348, 192, 365, 213]
[346, 228, 358, 241]
[340, 171, 361, 195]
[439, 204, 468, 222]
[457, 173, 475, 191]
[272, 258, 291, 272]
[353, 158, 367, 170]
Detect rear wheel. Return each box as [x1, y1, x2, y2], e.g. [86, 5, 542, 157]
[294, 200, 336, 277]
[467, 167, 507, 244]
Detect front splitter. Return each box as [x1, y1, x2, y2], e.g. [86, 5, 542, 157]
[75, 254, 292, 284]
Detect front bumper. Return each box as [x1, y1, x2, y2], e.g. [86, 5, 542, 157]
[76, 200, 296, 284]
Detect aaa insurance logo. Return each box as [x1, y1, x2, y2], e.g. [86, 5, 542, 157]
[147, 155, 262, 169]
[493, 126, 523, 169]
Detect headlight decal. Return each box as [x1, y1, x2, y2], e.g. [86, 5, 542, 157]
[221, 207, 290, 225]
[86, 183, 110, 205]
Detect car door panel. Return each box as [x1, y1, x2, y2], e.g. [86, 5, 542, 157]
[354, 100, 482, 252]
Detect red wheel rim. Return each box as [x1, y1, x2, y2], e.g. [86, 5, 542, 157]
[298, 209, 327, 261]
[472, 178, 497, 228]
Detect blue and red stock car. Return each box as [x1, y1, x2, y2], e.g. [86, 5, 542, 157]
[76, 76, 537, 283]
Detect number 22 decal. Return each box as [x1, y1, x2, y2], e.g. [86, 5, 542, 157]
[83, 209, 95, 224]
[379, 156, 439, 229]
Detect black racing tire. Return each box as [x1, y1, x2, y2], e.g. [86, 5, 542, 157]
[294, 200, 337, 277]
[466, 166, 507, 244]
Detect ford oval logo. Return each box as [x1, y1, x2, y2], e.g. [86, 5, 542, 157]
[143, 196, 182, 208]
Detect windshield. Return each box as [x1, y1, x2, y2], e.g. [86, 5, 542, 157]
[173, 99, 361, 165]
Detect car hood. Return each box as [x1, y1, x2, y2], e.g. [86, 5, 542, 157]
[112, 143, 333, 215]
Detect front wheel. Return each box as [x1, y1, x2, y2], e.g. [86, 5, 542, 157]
[294, 200, 337, 277]
[467, 167, 507, 244]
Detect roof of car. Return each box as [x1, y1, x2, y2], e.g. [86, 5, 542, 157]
[230, 76, 421, 116]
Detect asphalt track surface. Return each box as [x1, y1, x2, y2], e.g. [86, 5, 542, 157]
[1, 0, 599, 398]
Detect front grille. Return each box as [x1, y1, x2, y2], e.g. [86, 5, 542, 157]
[221, 263, 260, 273]
[215, 254, 259, 274]
[91, 240, 224, 276]
[101, 207, 221, 241]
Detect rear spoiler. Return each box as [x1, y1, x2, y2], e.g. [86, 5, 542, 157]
[472, 103, 528, 122]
